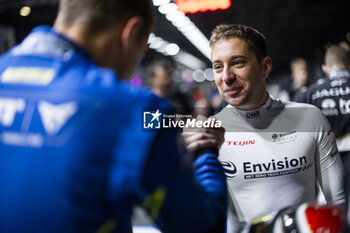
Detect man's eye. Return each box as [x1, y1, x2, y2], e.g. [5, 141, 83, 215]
[233, 61, 245, 66]
[213, 65, 223, 71]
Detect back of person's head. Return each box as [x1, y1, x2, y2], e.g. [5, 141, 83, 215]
[55, 0, 154, 38]
[324, 42, 350, 70]
[209, 24, 267, 63]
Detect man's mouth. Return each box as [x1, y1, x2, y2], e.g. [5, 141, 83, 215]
[224, 87, 243, 96]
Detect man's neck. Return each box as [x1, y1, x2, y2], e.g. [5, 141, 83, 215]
[54, 23, 116, 70]
[235, 91, 269, 111]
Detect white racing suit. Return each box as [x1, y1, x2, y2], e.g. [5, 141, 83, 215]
[216, 94, 345, 233]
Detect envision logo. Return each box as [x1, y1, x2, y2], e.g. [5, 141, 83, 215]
[243, 156, 307, 173]
[221, 161, 237, 179]
[221, 156, 312, 180]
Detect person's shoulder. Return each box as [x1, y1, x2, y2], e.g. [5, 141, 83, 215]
[283, 100, 322, 115]
[283, 100, 318, 109]
[214, 104, 244, 130]
[80, 67, 166, 104]
[215, 104, 232, 119]
[307, 78, 328, 92]
[284, 100, 327, 125]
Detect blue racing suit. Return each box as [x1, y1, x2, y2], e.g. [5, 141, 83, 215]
[0, 26, 227, 233]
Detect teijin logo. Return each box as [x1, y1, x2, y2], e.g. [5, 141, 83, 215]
[227, 140, 255, 146]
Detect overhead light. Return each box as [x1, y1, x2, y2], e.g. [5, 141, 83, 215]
[204, 68, 214, 81]
[175, 0, 231, 14]
[166, 43, 180, 55]
[154, 2, 211, 60]
[158, 3, 178, 14]
[152, 0, 170, 6]
[174, 51, 206, 70]
[148, 33, 207, 70]
[193, 69, 206, 82]
[149, 37, 166, 49]
[19, 6, 31, 17]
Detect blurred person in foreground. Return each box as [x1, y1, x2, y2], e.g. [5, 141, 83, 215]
[279, 57, 309, 101]
[183, 24, 345, 233]
[148, 60, 193, 115]
[293, 42, 350, 231]
[0, 0, 227, 232]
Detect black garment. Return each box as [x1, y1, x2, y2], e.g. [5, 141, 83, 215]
[294, 70, 350, 231]
[293, 70, 350, 139]
[167, 88, 193, 115]
[280, 78, 297, 100]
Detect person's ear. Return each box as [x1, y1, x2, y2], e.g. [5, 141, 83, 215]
[262, 56, 272, 79]
[322, 64, 329, 75]
[120, 16, 144, 50]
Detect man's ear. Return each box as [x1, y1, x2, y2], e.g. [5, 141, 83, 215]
[262, 56, 272, 79]
[322, 64, 329, 75]
[120, 16, 143, 50]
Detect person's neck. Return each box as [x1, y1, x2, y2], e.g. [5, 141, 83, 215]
[236, 91, 269, 111]
[54, 23, 114, 69]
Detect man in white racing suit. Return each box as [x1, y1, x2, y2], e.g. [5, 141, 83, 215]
[209, 24, 345, 233]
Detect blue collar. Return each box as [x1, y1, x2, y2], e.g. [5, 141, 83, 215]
[11, 26, 91, 62]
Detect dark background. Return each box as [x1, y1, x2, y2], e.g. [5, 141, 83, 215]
[0, 0, 349, 82]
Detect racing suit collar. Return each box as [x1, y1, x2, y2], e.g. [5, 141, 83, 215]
[11, 26, 92, 62]
[228, 94, 285, 128]
[329, 69, 350, 80]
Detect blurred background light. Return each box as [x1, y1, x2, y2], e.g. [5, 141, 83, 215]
[19, 6, 31, 17]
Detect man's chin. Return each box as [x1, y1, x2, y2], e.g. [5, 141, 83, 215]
[226, 97, 244, 107]
[226, 99, 243, 107]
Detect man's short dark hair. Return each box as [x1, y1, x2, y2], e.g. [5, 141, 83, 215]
[55, 0, 154, 37]
[210, 24, 267, 62]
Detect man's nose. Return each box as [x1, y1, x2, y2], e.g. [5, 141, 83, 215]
[222, 67, 235, 84]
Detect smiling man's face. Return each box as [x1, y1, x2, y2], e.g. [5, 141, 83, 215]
[211, 37, 271, 110]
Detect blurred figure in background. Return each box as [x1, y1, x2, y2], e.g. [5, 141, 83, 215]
[294, 42, 350, 161]
[293, 42, 350, 231]
[0, 0, 228, 232]
[192, 88, 215, 117]
[279, 57, 309, 101]
[209, 82, 228, 114]
[148, 60, 193, 114]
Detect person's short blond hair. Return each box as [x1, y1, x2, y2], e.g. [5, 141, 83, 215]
[325, 42, 350, 69]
